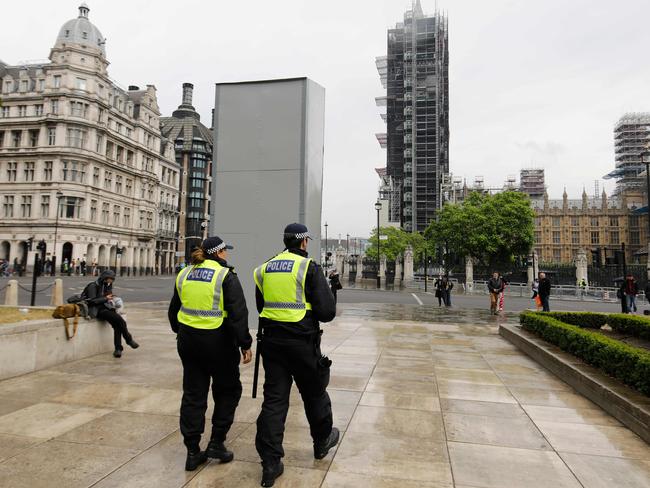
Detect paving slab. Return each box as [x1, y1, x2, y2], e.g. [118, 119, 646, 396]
[0, 302, 647, 488]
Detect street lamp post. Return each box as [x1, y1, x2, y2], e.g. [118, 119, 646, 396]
[642, 152, 650, 279]
[346, 233, 350, 255]
[375, 201, 382, 289]
[52, 190, 64, 276]
[201, 220, 208, 240]
[324, 222, 328, 270]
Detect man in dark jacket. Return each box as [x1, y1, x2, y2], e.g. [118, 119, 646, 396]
[538, 272, 552, 312]
[623, 274, 638, 313]
[253, 223, 337, 487]
[168, 236, 252, 471]
[83, 270, 138, 358]
[487, 272, 502, 315]
[328, 269, 342, 304]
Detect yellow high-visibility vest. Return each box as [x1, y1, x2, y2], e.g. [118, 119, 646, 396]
[254, 251, 312, 322]
[176, 260, 229, 329]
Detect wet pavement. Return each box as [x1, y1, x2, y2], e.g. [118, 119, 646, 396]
[0, 303, 648, 487]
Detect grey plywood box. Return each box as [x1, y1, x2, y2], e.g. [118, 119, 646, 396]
[211, 77, 325, 327]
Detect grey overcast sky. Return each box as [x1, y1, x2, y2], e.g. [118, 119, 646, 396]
[2, 0, 650, 239]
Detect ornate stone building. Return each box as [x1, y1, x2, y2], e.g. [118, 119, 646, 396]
[160, 83, 213, 264]
[531, 189, 647, 264]
[0, 4, 179, 274]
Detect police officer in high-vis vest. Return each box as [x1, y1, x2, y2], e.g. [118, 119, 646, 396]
[168, 236, 253, 472]
[253, 223, 337, 487]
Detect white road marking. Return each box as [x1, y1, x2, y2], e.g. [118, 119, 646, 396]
[411, 293, 423, 305]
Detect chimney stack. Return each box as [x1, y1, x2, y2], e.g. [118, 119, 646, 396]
[182, 83, 194, 107]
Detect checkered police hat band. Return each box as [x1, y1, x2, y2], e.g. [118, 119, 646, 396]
[294, 232, 311, 240]
[206, 242, 227, 254]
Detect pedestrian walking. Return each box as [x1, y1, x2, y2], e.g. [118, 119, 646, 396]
[80, 259, 87, 276]
[441, 276, 453, 306]
[434, 275, 444, 306]
[623, 274, 638, 313]
[498, 274, 508, 312]
[538, 272, 551, 312]
[82, 270, 139, 357]
[328, 269, 342, 304]
[487, 272, 503, 315]
[531, 277, 542, 310]
[253, 223, 338, 487]
[168, 236, 252, 472]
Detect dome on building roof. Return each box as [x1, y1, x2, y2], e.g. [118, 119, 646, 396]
[56, 3, 106, 56]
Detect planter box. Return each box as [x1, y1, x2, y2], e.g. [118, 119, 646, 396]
[0, 317, 112, 381]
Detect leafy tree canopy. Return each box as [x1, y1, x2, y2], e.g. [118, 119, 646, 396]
[365, 226, 432, 262]
[425, 191, 535, 267]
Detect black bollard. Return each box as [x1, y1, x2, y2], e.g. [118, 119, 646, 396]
[30, 254, 40, 306]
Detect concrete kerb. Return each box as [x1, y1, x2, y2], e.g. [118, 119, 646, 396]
[499, 322, 650, 444]
[0, 311, 112, 381]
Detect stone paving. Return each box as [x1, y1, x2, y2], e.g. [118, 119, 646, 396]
[0, 303, 649, 487]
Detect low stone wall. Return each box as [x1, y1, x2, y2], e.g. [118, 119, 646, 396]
[0, 316, 113, 381]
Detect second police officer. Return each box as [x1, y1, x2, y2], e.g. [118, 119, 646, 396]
[253, 223, 338, 487]
[168, 236, 253, 471]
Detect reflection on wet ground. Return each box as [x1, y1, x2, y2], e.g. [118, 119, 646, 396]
[0, 303, 648, 487]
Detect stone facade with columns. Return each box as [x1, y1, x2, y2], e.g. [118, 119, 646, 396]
[0, 4, 179, 274]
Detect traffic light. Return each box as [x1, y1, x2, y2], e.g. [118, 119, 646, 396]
[591, 248, 601, 267]
[116, 247, 123, 255]
[36, 240, 46, 251]
[26, 237, 34, 251]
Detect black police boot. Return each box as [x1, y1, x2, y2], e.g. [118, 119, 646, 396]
[206, 440, 234, 463]
[314, 427, 340, 460]
[127, 339, 139, 349]
[112, 349, 122, 358]
[185, 449, 208, 471]
[261, 460, 284, 487]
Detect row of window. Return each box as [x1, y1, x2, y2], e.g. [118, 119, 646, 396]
[2, 160, 165, 202]
[2, 193, 158, 230]
[535, 230, 641, 246]
[536, 216, 640, 227]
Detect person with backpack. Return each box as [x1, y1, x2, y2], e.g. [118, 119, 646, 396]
[82, 269, 139, 358]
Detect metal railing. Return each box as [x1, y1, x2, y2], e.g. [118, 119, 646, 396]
[464, 280, 632, 303]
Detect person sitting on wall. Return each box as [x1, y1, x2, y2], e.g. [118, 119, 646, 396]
[83, 270, 139, 358]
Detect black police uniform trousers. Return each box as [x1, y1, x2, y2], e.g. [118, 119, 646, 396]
[255, 329, 332, 462]
[96, 309, 132, 351]
[177, 324, 242, 451]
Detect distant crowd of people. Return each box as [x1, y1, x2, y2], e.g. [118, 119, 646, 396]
[0, 257, 101, 277]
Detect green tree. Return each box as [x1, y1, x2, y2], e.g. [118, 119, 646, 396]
[426, 191, 534, 268]
[365, 227, 434, 262]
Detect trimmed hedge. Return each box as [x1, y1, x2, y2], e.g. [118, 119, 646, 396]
[545, 312, 607, 329]
[520, 311, 650, 396]
[545, 311, 650, 340]
[607, 314, 650, 341]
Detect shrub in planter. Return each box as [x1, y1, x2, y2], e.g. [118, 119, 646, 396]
[605, 314, 650, 341]
[520, 311, 650, 396]
[544, 311, 608, 329]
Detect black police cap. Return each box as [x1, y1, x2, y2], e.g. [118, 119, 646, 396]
[202, 236, 234, 255]
[284, 223, 312, 240]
